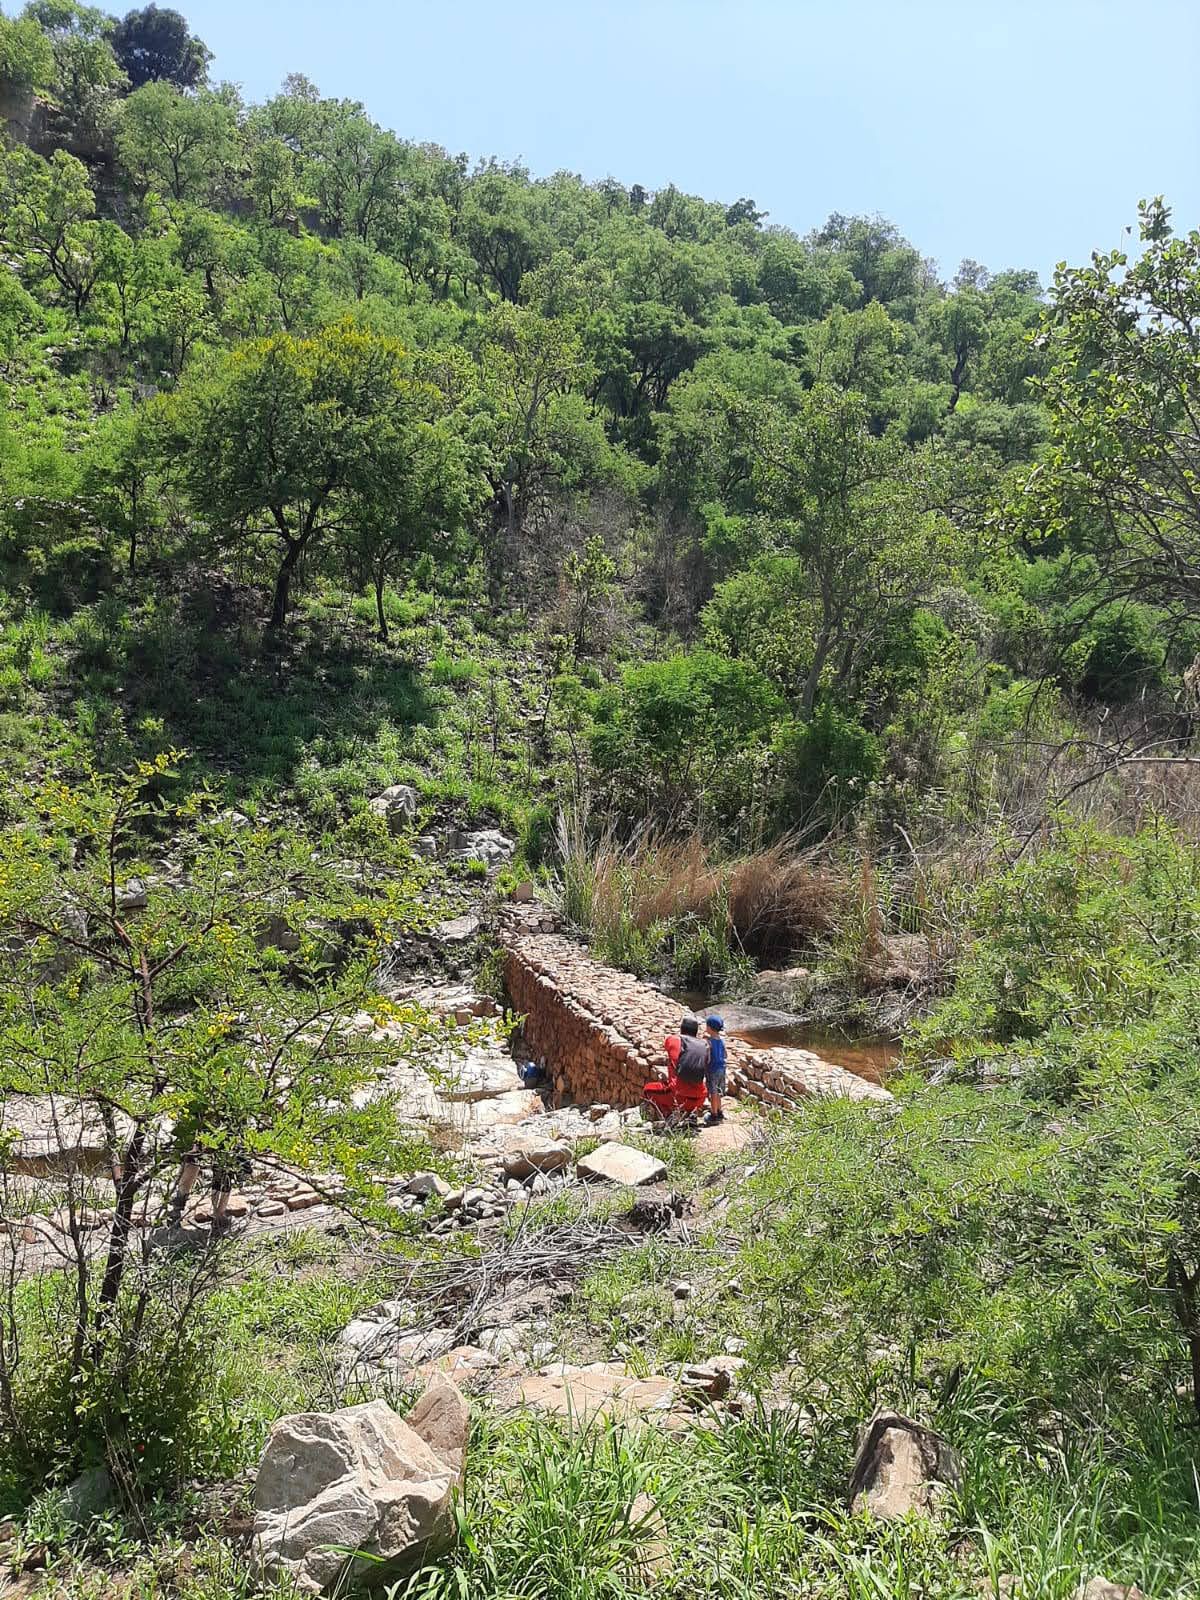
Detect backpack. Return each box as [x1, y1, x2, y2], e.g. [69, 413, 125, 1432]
[675, 1034, 710, 1085]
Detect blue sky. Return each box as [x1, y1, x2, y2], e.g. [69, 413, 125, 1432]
[183, 0, 1199, 287]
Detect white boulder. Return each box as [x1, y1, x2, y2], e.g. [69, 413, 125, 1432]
[252, 1376, 468, 1594]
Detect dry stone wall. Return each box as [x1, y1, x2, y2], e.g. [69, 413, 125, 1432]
[501, 913, 892, 1111]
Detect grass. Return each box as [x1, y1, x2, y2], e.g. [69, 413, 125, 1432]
[554, 811, 855, 986]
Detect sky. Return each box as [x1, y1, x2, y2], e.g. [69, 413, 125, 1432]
[181, 0, 1200, 287]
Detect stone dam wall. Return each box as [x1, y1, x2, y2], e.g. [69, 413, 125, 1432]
[501, 918, 893, 1112]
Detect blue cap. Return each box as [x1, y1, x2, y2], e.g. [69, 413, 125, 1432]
[705, 1014, 724, 1031]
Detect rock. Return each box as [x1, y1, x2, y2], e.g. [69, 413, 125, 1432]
[404, 1371, 469, 1477]
[1074, 1582, 1145, 1600]
[368, 785, 419, 836]
[257, 1199, 287, 1218]
[517, 1363, 676, 1424]
[502, 1137, 571, 1180]
[626, 1492, 670, 1579]
[4, 1095, 134, 1171]
[680, 1355, 745, 1403]
[256, 911, 302, 953]
[252, 1377, 467, 1594]
[448, 829, 514, 868]
[510, 881, 535, 903]
[438, 1055, 522, 1103]
[413, 835, 439, 859]
[847, 1410, 963, 1519]
[286, 1189, 323, 1211]
[61, 1465, 115, 1527]
[413, 1345, 500, 1387]
[577, 1142, 667, 1187]
[116, 877, 149, 911]
[405, 1172, 452, 1201]
[436, 914, 480, 945]
[46, 1205, 106, 1233]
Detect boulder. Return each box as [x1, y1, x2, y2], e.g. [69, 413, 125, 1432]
[61, 1465, 115, 1527]
[413, 1345, 500, 1387]
[405, 1172, 452, 1201]
[368, 785, 419, 836]
[1074, 1583, 1146, 1600]
[502, 1137, 571, 1180]
[115, 877, 149, 911]
[577, 1142, 667, 1187]
[448, 829, 514, 868]
[847, 1410, 963, 1519]
[436, 914, 480, 945]
[252, 1377, 468, 1595]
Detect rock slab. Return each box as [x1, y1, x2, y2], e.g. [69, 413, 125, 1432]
[252, 1375, 467, 1594]
[577, 1142, 667, 1187]
[517, 1363, 675, 1423]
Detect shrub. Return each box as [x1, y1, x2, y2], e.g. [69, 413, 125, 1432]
[772, 700, 882, 829]
[0, 757, 440, 1496]
[591, 652, 783, 836]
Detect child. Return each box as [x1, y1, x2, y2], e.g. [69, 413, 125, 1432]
[704, 1014, 727, 1124]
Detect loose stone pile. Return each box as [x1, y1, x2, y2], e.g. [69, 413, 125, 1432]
[502, 917, 892, 1111]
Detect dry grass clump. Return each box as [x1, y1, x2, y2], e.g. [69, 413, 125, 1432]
[555, 809, 851, 973]
[727, 839, 849, 962]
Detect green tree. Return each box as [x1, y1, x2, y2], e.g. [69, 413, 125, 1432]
[348, 413, 477, 642]
[116, 80, 238, 202]
[178, 319, 443, 631]
[111, 2, 210, 89]
[0, 144, 109, 315]
[0, 757, 435, 1481]
[716, 386, 961, 713]
[476, 299, 600, 588]
[1011, 199, 1200, 624]
[20, 0, 124, 141]
[0, 9, 55, 94]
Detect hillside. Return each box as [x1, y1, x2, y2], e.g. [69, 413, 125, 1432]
[2, 3, 1200, 1598]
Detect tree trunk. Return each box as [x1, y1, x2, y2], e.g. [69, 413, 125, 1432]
[269, 538, 303, 632]
[374, 567, 389, 643]
[801, 629, 836, 717]
[127, 481, 138, 574]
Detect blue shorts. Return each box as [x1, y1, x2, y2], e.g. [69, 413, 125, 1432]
[706, 1067, 726, 1097]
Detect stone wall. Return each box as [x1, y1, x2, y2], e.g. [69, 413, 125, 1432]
[501, 915, 892, 1111]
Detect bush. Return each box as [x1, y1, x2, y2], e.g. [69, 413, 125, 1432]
[773, 701, 881, 829]
[913, 822, 1200, 1063]
[591, 652, 782, 836]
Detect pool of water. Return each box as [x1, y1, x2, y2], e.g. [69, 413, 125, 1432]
[669, 995, 901, 1085]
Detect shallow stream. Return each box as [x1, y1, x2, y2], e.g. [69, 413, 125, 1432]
[669, 995, 901, 1085]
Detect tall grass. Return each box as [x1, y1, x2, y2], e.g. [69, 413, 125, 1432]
[554, 808, 850, 982]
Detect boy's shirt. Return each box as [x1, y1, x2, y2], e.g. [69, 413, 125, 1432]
[707, 1035, 727, 1074]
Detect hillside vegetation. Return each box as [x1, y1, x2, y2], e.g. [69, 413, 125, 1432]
[2, 3, 1200, 1598]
